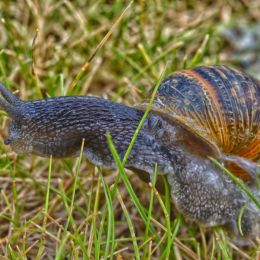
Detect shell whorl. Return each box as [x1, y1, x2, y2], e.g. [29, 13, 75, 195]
[148, 65, 259, 178]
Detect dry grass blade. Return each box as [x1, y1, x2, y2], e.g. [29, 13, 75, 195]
[68, 0, 133, 95]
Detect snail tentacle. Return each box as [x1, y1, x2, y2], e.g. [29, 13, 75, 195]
[0, 82, 22, 118]
[0, 82, 20, 105]
[0, 96, 20, 117]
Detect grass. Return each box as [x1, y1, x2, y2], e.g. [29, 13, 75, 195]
[0, 0, 260, 259]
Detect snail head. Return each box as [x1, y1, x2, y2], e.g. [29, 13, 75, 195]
[0, 82, 88, 157]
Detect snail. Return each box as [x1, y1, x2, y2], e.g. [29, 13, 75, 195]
[0, 65, 259, 239]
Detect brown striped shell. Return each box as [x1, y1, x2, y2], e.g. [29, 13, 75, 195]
[142, 65, 260, 180]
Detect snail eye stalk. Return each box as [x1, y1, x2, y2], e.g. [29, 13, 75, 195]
[0, 82, 21, 118]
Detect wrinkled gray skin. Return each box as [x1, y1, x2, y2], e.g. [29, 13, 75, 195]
[0, 81, 259, 240]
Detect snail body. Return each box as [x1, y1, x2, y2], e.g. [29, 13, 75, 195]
[0, 65, 259, 239]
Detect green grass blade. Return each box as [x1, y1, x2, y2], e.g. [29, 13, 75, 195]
[142, 164, 158, 259]
[153, 186, 172, 259]
[56, 139, 90, 259]
[117, 190, 140, 260]
[214, 229, 231, 259]
[122, 65, 168, 166]
[36, 155, 52, 259]
[99, 171, 115, 260]
[93, 174, 102, 259]
[106, 132, 152, 232]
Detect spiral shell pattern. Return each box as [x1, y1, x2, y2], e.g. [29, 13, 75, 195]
[150, 65, 260, 180]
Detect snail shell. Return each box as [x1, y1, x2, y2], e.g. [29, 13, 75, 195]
[140, 65, 260, 180]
